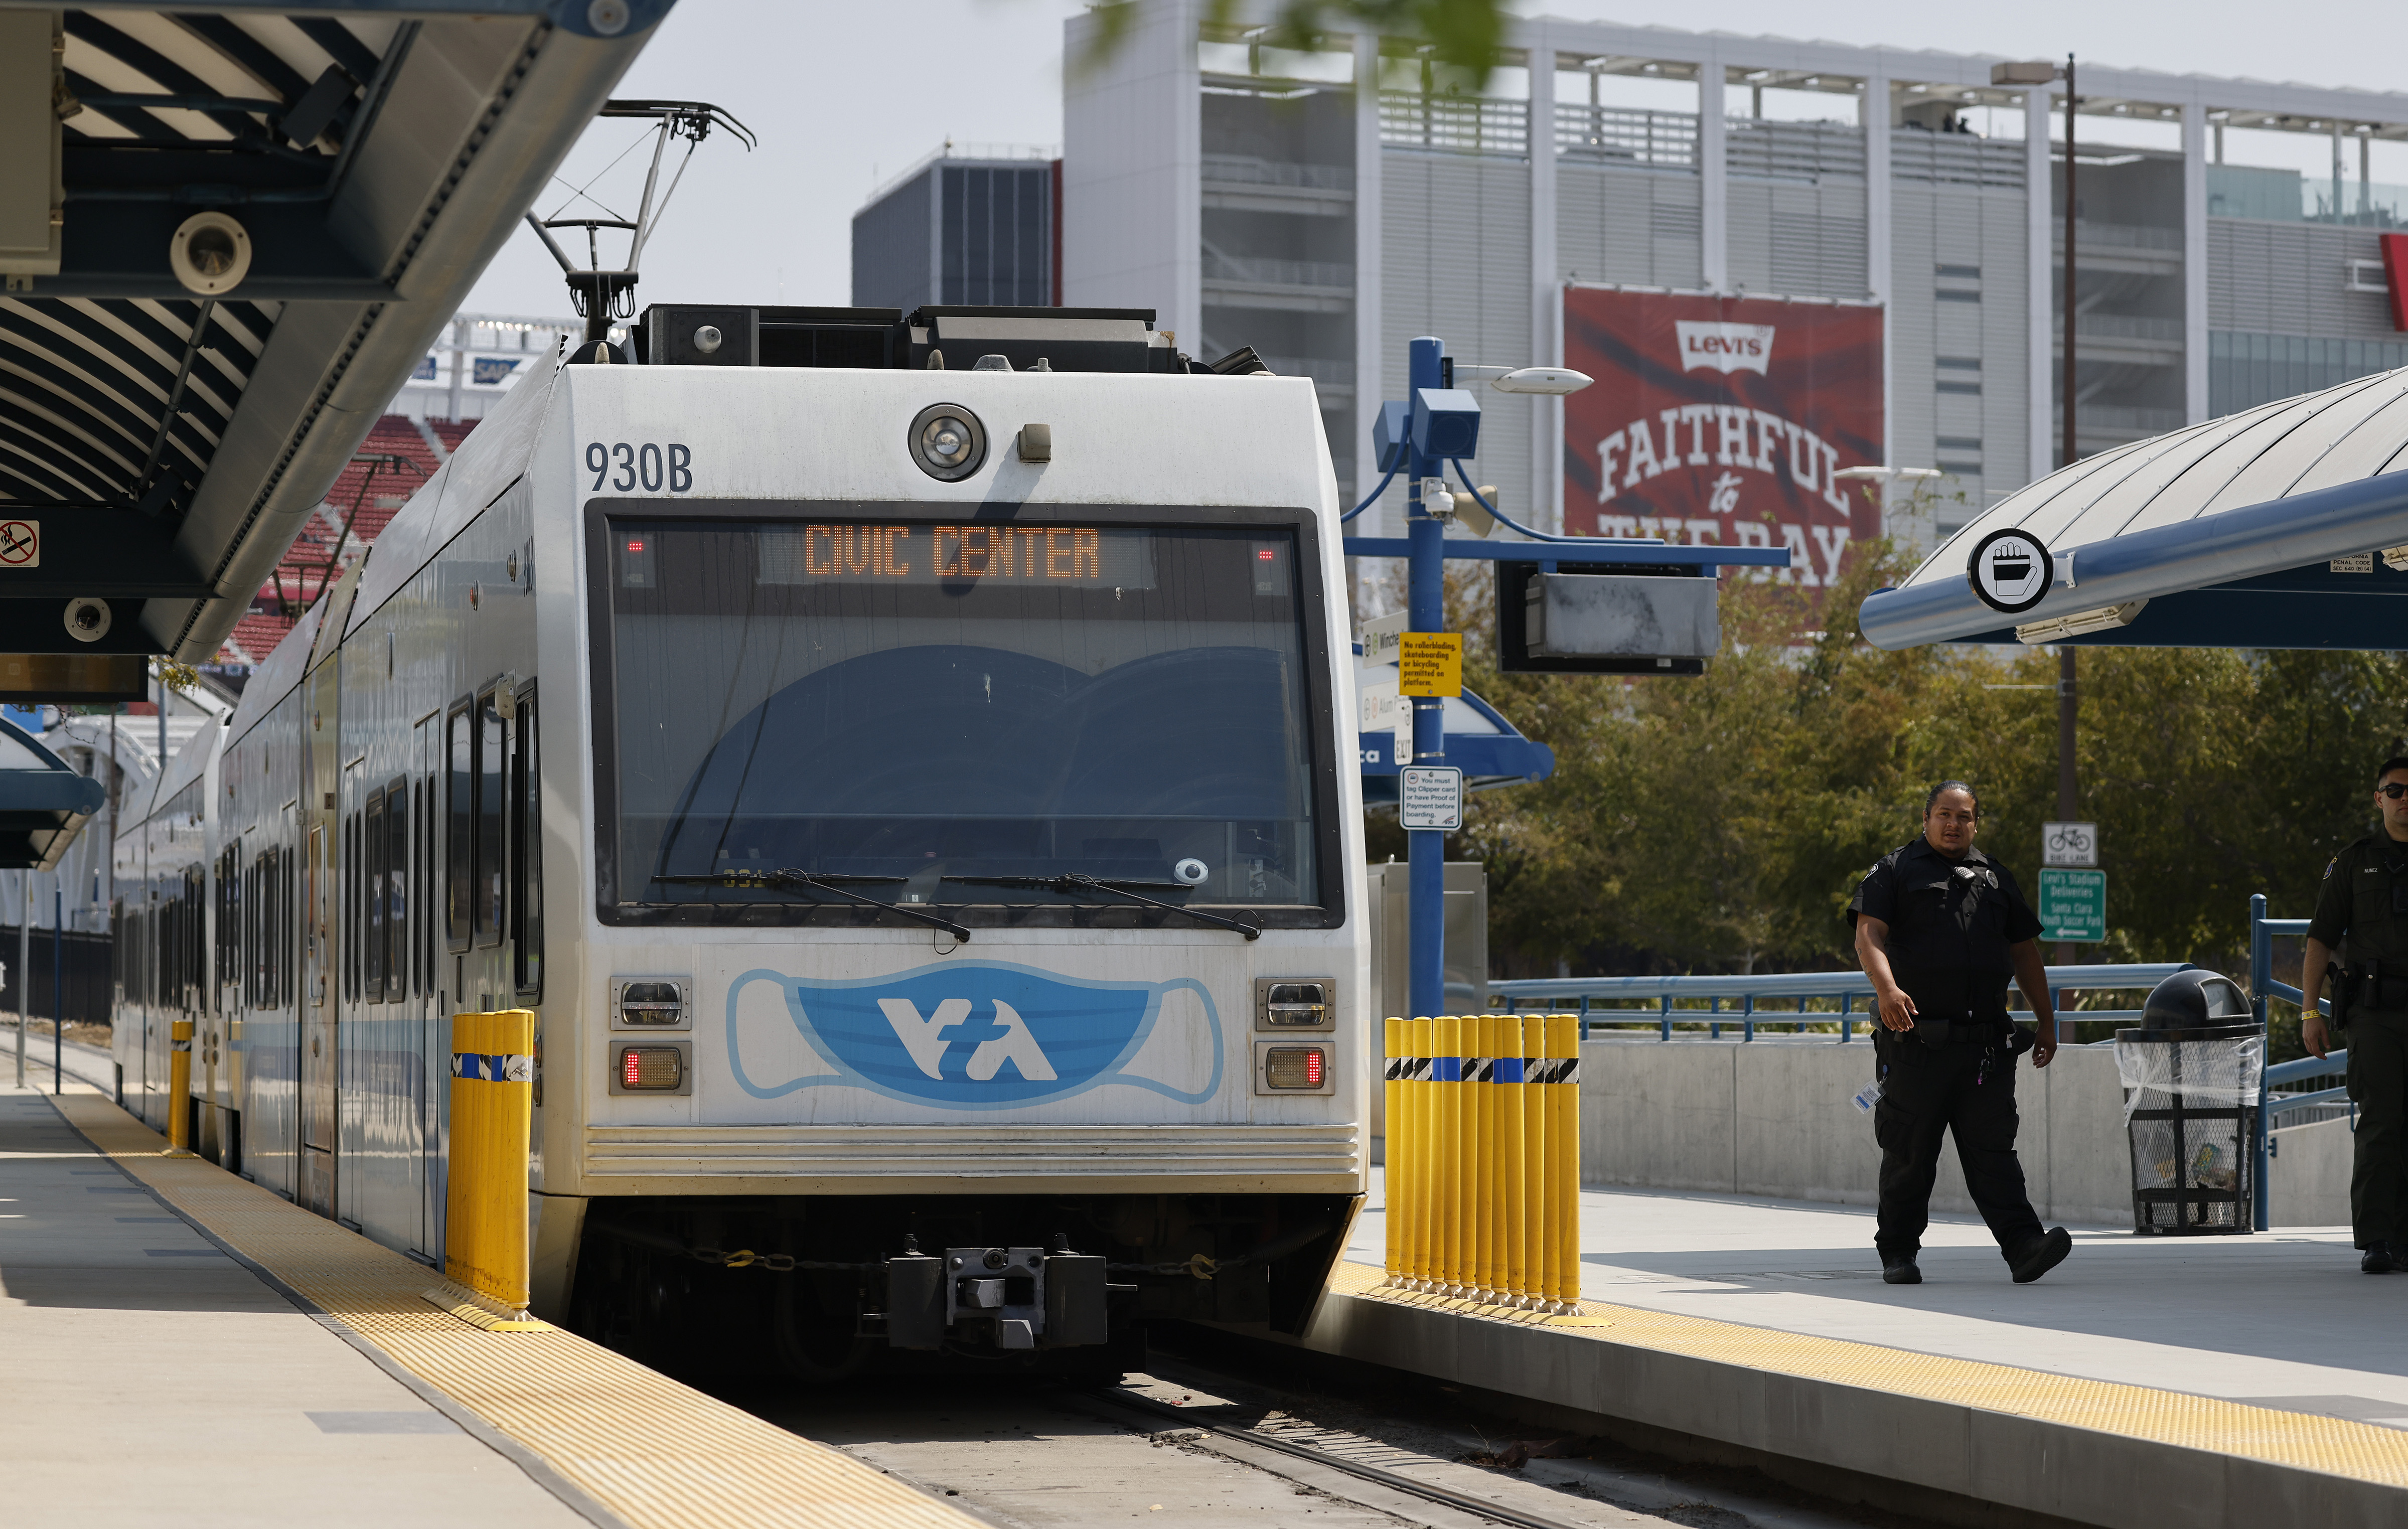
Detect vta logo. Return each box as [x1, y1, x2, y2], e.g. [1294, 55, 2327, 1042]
[726, 961, 1222, 1109]
[877, 998, 1057, 1082]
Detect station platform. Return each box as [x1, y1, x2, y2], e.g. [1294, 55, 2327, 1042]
[1310, 1171, 2408, 1527]
[0, 1077, 972, 1529]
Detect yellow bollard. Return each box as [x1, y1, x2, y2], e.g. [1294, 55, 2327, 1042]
[1383, 1017, 1404, 1285]
[1434, 1015, 1462, 1294]
[445, 1009, 536, 1314]
[1523, 1014, 1550, 1307]
[168, 1018, 193, 1151]
[1546, 1014, 1582, 1311]
[1473, 1016, 1493, 1300]
[1501, 1013, 1530, 1305]
[1407, 1016, 1431, 1290]
[1469, 1014, 1493, 1299]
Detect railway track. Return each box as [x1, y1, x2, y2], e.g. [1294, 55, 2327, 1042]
[729, 1339, 1911, 1529]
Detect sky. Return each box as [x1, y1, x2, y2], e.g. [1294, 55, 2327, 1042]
[461, 0, 2408, 322]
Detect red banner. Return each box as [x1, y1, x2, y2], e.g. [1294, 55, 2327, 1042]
[1562, 289, 1883, 588]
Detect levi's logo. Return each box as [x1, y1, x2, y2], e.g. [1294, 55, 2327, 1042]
[1674, 321, 1776, 375]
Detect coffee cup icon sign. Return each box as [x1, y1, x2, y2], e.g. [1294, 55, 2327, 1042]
[1965, 528, 2055, 615]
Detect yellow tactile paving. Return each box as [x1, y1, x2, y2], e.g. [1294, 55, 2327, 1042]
[1332, 1259, 2408, 1487]
[53, 1094, 974, 1529]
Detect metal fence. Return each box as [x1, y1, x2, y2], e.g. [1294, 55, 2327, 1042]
[2249, 892, 2345, 1231]
[1490, 963, 2189, 1043]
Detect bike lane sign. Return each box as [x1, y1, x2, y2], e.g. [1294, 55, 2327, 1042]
[2041, 821, 2097, 868]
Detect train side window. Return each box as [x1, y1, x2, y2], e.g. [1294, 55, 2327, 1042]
[446, 701, 471, 951]
[364, 789, 386, 1001]
[385, 776, 409, 1002]
[475, 687, 505, 948]
[512, 688, 542, 997]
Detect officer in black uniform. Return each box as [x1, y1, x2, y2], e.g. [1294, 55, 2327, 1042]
[2300, 754, 2408, 1273]
[1848, 781, 2073, 1286]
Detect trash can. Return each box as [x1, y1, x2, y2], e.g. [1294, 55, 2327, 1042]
[2114, 971, 2263, 1235]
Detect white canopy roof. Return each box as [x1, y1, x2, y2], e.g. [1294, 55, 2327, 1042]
[1859, 366, 2408, 651]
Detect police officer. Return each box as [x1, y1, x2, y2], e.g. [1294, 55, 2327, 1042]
[1848, 781, 2072, 1286]
[2300, 754, 2408, 1274]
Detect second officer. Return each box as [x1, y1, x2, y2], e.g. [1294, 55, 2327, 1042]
[1849, 781, 2073, 1286]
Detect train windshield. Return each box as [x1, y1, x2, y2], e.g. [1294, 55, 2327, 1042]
[601, 517, 1321, 908]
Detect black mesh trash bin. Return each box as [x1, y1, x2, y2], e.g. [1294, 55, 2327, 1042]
[2114, 971, 2263, 1235]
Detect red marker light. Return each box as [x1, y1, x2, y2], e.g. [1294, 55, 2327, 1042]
[1257, 549, 1275, 560]
[1305, 1049, 1324, 1087]
[625, 539, 645, 554]
[623, 1049, 643, 1087]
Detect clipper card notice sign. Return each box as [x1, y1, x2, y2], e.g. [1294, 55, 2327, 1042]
[1562, 289, 1883, 588]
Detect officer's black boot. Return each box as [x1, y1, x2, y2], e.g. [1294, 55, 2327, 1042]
[2363, 1242, 2395, 1274]
[2008, 1227, 2072, 1284]
[1881, 1251, 1922, 1285]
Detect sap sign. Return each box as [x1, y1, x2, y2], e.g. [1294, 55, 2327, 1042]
[726, 962, 1223, 1109]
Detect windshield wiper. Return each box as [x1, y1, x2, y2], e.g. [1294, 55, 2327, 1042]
[942, 873, 1261, 940]
[653, 869, 971, 942]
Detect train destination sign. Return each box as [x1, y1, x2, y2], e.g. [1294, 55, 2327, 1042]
[615, 523, 1261, 592]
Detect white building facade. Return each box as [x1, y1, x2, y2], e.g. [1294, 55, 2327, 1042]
[1064, 9, 2408, 548]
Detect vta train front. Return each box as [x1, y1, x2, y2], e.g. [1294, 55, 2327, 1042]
[160, 306, 1368, 1377]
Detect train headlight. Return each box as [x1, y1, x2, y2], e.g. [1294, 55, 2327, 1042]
[1255, 977, 1335, 1030]
[614, 978, 689, 1027]
[909, 403, 988, 482]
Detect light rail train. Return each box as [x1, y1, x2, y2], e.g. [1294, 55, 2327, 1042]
[109, 304, 1367, 1374]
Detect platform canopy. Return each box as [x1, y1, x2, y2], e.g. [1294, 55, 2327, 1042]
[0, 717, 105, 869]
[1859, 366, 2408, 652]
[0, 1, 674, 665]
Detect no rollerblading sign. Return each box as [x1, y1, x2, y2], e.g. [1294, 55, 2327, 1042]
[1966, 528, 2050, 615]
[0, 520, 39, 568]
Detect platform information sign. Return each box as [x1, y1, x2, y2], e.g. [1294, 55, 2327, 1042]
[2038, 868, 2106, 943]
[1399, 766, 1463, 831]
[1397, 632, 1462, 697]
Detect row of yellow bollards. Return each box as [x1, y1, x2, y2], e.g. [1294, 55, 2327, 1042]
[1382, 1013, 1582, 1310]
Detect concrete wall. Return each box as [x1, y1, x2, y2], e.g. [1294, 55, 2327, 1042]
[1579, 1036, 2349, 1230]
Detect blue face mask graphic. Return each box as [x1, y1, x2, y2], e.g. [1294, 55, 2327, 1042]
[726, 961, 1222, 1109]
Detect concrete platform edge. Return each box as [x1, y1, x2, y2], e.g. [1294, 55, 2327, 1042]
[41, 1093, 635, 1529]
[1289, 1284, 2407, 1529]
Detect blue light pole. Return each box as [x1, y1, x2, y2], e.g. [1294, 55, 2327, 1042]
[1405, 336, 1448, 1022]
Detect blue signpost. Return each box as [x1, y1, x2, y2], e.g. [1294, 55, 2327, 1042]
[1345, 333, 1794, 1021]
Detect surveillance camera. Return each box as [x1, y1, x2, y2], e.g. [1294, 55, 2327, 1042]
[169, 211, 251, 296]
[63, 596, 111, 643]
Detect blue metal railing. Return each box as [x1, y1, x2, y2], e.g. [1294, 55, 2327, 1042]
[2248, 892, 2346, 1231]
[1490, 963, 2191, 1044]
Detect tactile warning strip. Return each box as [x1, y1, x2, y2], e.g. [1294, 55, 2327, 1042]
[1330, 1259, 2408, 1487]
[54, 1095, 973, 1529]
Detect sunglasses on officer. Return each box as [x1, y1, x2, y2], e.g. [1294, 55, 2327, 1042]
[2382, 783, 2408, 800]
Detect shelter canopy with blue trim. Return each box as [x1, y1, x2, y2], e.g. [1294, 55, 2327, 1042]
[0, 717, 105, 869]
[0, 0, 671, 665]
[1859, 366, 2408, 652]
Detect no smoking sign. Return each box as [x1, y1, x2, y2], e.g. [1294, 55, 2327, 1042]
[0, 520, 38, 568]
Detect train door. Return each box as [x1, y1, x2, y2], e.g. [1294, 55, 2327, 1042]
[336, 755, 365, 1221]
[415, 712, 440, 1257]
[302, 652, 340, 1216]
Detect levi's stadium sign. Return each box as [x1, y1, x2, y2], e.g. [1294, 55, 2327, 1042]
[1563, 289, 1884, 591]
